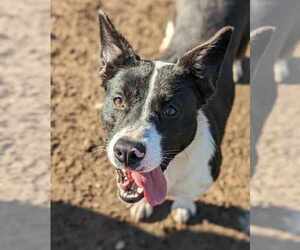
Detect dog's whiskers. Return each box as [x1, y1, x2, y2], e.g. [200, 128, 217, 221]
[90, 144, 107, 155]
[164, 149, 181, 153]
[92, 148, 106, 153]
[162, 156, 176, 160]
[163, 151, 180, 155]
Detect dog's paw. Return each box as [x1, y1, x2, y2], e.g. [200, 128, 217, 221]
[130, 199, 153, 222]
[171, 198, 196, 224]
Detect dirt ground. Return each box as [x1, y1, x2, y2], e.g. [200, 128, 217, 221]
[51, 0, 250, 249]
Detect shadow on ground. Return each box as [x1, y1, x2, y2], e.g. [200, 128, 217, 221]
[52, 202, 300, 250]
[0, 201, 50, 250]
[252, 206, 300, 235]
[1, 201, 300, 250]
[252, 235, 300, 250]
[251, 206, 300, 250]
[51, 201, 249, 250]
[144, 200, 248, 232]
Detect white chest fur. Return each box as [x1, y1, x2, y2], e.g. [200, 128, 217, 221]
[165, 110, 215, 200]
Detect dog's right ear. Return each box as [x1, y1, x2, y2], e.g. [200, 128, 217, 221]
[98, 10, 140, 81]
[175, 26, 233, 103]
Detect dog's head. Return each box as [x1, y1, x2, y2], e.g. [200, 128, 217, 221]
[98, 10, 233, 206]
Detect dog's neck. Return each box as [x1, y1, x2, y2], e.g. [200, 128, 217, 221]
[165, 110, 215, 187]
[176, 110, 215, 162]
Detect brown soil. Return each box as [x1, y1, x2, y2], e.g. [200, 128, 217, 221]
[51, 1, 250, 249]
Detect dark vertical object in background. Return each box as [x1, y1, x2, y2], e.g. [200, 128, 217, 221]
[251, 0, 300, 249]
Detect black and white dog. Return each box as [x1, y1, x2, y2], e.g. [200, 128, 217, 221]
[98, 1, 248, 223]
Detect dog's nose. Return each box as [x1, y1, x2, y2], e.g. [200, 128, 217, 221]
[113, 138, 146, 168]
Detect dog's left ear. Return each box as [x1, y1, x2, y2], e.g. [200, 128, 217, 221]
[175, 26, 233, 101]
[98, 10, 140, 81]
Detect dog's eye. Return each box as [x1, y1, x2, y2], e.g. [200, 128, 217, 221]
[163, 104, 178, 118]
[113, 96, 126, 109]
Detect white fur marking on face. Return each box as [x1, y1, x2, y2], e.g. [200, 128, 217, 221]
[141, 61, 173, 121]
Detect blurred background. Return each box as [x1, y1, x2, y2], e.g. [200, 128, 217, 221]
[251, 0, 300, 249]
[0, 1, 50, 250]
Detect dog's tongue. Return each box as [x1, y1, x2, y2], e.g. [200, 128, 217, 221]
[131, 168, 167, 207]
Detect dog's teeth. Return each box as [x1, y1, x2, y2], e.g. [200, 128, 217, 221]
[127, 192, 138, 199]
[137, 187, 143, 193]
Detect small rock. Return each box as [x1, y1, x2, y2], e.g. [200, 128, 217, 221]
[92, 203, 99, 208]
[94, 102, 103, 110]
[115, 240, 126, 250]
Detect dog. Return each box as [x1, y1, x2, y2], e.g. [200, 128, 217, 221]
[98, 1, 248, 223]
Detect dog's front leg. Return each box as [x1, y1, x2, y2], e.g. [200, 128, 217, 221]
[171, 197, 196, 224]
[130, 199, 153, 222]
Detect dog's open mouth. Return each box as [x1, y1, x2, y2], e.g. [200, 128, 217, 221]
[115, 167, 167, 206]
[116, 169, 144, 203]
